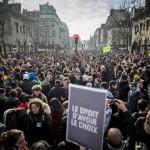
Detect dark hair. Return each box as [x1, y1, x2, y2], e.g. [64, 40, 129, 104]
[55, 80, 61, 86]
[100, 82, 109, 89]
[5, 86, 12, 97]
[22, 95, 32, 103]
[0, 129, 24, 149]
[137, 99, 148, 111]
[48, 98, 63, 120]
[121, 74, 128, 80]
[15, 87, 23, 96]
[57, 141, 67, 150]
[9, 89, 18, 97]
[64, 73, 69, 77]
[109, 80, 117, 88]
[0, 88, 5, 94]
[30, 140, 52, 150]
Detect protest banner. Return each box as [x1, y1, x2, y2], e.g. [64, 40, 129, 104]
[67, 84, 107, 150]
[102, 46, 111, 54]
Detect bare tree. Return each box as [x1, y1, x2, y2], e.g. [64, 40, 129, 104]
[109, 0, 135, 51]
[0, 10, 6, 57]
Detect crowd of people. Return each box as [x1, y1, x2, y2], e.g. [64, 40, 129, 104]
[0, 51, 150, 150]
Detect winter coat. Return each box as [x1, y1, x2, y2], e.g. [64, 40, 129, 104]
[128, 91, 140, 113]
[42, 80, 51, 97]
[117, 81, 130, 102]
[0, 96, 7, 121]
[3, 97, 21, 112]
[59, 116, 79, 150]
[22, 111, 53, 146]
[48, 85, 65, 101]
[19, 80, 33, 95]
[134, 117, 150, 150]
[108, 88, 118, 99]
[108, 111, 133, 139]
[132, 112, 147, 123]
[103, 139, 130, 150]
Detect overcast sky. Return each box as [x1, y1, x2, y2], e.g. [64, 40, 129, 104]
[8, 0, 124, 40]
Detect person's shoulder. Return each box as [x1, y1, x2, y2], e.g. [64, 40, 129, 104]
[135, 116, 145, 126]
[51, 86, 56, 90]
[41, 92, 46, 97]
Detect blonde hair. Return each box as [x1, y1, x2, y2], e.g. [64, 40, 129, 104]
[32, 85, 42, 91]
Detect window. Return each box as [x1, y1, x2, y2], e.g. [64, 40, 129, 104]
[28, 27, 30, 35]
[143, 23, 145, 31]
[20, 26, 21, 33]
[134, 25, 137, 35]
[23, 25, 25, 34]
[140, 23, 143, 33]
[15, 22, 19, 33]
[146, 20, 149, 31]
[52, 31, 55, 37]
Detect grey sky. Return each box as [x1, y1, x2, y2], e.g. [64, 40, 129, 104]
[9, 0, 123, 40]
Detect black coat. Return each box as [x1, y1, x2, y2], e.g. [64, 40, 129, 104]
[108, 111, 133, 139]
[134, 117, 150, 150]
[22, 112, 53, 146]
[0, 96, 7, 121]
[19, 80, 33, 95]
[31, 93, 48, 104]
[128, 91, 140, 113]
[59, 116, 79, 150]
[117, 81, 130, 102]
[3, 97, 21, 112]
[101, 70, 109, 82]
[103, 139, 130, 150]
[42, 83, 51, 98]
[48, 85, 65, 101]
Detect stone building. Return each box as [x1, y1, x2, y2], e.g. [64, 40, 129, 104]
[99, 24, 108, 49]
[93, 28, 101, 51]
[23, 2, 70, 51]
[0, 1, 70, 56]
[91, 9, 132, 52]
[0, 0, 34, 56]
[105, 9, 132, 51]
[131, 0, 150, 53]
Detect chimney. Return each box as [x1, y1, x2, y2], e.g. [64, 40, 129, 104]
[145, 0, 150, 11]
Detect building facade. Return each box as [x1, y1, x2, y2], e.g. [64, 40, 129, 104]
[23, 2, 70, 51]
[0, 1, 70, 56]
[105, 9, 132, 51]
[0, 1, 34, 56]
[91, 9, 132, 52]
[131, 0, 150, 53]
